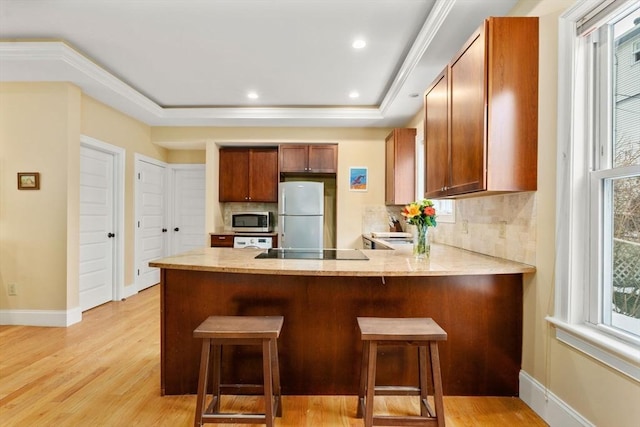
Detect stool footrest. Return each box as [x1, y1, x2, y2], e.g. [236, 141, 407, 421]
[202, 413, 267, 424]
[372, 415, 439, 426]
[220, 384, 264, 395]
[374, 385, 422, 396]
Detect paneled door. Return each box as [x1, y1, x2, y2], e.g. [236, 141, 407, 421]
[79, 145, 115, 311]
[170, 165, 206, 255]
[136, 157, 166, 291]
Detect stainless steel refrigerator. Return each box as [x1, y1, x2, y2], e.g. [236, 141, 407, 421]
[278, 181, 324, 249]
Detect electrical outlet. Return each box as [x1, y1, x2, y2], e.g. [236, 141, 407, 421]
[499, 221, 507, 239]
[8, 283, 17, 296]
[461, 220, 469, 234]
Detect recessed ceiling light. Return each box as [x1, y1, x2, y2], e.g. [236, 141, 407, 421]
[352, 39, 366, 49]
[349, 91, 360, 99]
[247, 92, 259, 99]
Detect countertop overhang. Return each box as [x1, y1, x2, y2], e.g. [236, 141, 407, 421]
[149, 244, 535, 277]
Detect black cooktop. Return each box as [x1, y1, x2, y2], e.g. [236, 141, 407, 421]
[255, 248, 369, 260]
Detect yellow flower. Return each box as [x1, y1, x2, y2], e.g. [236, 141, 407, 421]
[401, 203, 421, 220]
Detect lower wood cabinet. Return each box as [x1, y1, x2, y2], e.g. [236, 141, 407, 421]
[210, 234, 234, 247]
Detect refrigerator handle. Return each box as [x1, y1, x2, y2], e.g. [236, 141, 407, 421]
[281, 221, 285, 244]
[281, 191, 286, 215]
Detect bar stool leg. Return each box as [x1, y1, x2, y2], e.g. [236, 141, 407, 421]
[418, 345, 430, 418]
[429, 341, 445, 427]
[262, 339, 275, 427]
[194, 339, 211, 427]
[211, 344, 222, 413]
[357, 340, 370, 418]
[270, 338, 282, 417]
[364, 341, 377, 427]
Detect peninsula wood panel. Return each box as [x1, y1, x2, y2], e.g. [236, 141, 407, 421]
[160, 269, 523, 397]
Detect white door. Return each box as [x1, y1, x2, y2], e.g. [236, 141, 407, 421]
[170, 166, 206, 255]
[136, 158, 166, 291]
[79, 146, 115, 311]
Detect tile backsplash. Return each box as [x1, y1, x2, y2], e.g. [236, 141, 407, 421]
[362, 205, 406, 234]
[363, 192, 537, 265]
[432, 192, 536, 265]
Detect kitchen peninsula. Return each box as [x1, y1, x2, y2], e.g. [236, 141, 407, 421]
[150, 244, 534, 397]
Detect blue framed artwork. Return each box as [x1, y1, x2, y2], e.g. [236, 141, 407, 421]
[349, 167, 368, 191]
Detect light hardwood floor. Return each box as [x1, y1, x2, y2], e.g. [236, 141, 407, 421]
[0, 285, 547, 426]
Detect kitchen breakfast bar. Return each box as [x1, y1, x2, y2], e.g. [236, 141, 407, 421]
[149, 245, 535, 397]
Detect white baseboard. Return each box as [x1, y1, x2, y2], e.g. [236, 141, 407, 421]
[0, 306, 82, 327]
[519, 370, 594, 427]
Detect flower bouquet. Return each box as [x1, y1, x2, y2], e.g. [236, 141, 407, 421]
[401, 199, 437, 259]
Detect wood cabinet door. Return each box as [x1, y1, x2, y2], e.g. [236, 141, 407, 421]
[279, 145, 309, 172]
[424, 70, 449, 198]
[248, 148, 278, 202]
[385, 129, 416, 205]
[308, 145, 337, 173]
[219, 148, 249, 202]
[385, 133, 396, 204]
[449, 24, 486, 195]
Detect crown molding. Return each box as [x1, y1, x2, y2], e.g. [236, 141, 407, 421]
[379, 0, 455, 114]
[1, 40, 395, 126]
[0, 13, 448, 127]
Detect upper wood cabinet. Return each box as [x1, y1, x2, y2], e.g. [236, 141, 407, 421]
[424, 70, 449, 198]
[279, 144, 337, 174]
[218, 147, 278, 202]
[385, 128, 416, 205]
[424, 17, 539, 199]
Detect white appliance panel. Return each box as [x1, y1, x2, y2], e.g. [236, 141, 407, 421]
[279, 215, 323, 249]
[233, 236, 273, 249]
[278, 181, 323, 216]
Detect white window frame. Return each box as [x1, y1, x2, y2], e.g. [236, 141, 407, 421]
[547, 0, 640, 381]
[415, 131, 455, 223]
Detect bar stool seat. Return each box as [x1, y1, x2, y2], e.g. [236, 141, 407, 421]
[356, 317, 447, 427]
[193, 315, 284, 427]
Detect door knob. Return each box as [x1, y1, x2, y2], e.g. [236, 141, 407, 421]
[174, 227, 180, 232]
[107, 232, 115, 238]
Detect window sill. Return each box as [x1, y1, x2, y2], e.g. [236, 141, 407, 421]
[546, 316, 640, 382]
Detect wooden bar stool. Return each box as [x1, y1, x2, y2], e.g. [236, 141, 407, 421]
[193, 315, 284, 427]
[356, 317, 447, 427]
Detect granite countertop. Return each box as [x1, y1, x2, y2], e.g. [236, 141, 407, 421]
[149, 244, 535, 277]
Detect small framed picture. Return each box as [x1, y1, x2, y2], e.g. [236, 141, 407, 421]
[349, 167, 368, 191]
[18, 172, 40, 190]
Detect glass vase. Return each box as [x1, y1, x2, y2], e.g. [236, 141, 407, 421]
[413, 224, 430, 260]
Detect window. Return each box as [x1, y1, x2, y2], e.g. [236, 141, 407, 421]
[550, 0, 640, 380]
[416, 134, 455, 223]
[633, 40, 640, 62]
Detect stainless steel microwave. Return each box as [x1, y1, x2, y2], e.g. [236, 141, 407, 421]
[231, 211, 273, 233]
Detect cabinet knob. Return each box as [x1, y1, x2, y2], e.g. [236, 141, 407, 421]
[174, 227, 180, 232]
[107, 232, 115, 238]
